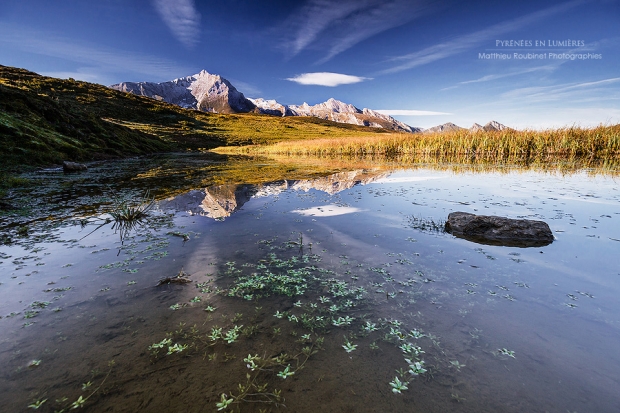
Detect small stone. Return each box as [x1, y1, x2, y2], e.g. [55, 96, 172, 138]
[62, 161, 87, 173]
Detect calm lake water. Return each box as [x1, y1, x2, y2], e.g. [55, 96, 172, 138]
[1, 153, 619, 412]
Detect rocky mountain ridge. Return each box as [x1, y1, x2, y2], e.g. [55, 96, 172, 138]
[110, 72, 419, 132]
[251, 97, 421, 133]
[110, 70, 510, 133]
[425, 121, 511, 133]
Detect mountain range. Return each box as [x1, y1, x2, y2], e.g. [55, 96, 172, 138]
[424, 120, 511, 133]
[110, 71, 509, 133]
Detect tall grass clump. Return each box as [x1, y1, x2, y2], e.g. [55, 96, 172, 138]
[215, 124, 620, 164]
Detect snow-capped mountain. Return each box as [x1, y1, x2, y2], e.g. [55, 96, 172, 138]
[110, 71, 419, 132]
[110, 70, 511, 134]
[251, 97, 421, 133]
[110, 70, 255, 114]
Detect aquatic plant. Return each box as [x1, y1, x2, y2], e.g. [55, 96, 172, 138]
[450, 360, 466, 370]
[389, 376, 409, 394]
[216, 394, 234, 411]
[408, 215, 446, 233]
[166, 343, 188, 355]
[406, 359, 427, 376]
[342, 338, 358, 353]
[27, 399, 46, 410]
[498, 348, 516, 358]
[277, 364, 295, 379]
[224, 325, 242, 343]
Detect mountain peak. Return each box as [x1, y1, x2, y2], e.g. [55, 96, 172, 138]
[483, 120, 510, 131]
[110, 71, 255, 114]
[424, 122, 464, 133]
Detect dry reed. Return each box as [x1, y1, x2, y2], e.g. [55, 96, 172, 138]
[215, 125, 620, 164]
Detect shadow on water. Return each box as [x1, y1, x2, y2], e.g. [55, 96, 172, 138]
[1, 152, 620, 412]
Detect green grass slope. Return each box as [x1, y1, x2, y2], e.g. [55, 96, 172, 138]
[0, 65, 388, 172]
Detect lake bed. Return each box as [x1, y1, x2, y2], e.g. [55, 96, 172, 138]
[1, 154, 619, 412]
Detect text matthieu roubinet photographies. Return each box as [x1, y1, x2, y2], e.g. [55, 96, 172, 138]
[479, 39, 602, 60]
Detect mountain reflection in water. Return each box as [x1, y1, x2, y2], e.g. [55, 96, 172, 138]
[160, 170, 388, 218]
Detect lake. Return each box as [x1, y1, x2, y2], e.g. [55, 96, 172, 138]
[1, 153, 619, 412]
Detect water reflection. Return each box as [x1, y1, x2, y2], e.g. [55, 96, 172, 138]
[1, 154, 620, 412]
[159, 170, 388, 219]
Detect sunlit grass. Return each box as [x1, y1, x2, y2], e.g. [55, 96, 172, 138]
[215, 124, 620, 163]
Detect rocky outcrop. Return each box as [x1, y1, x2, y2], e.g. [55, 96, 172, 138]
[445, 212, 554, 247]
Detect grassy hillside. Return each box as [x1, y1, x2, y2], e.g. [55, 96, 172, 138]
[0, 65, 388, 172]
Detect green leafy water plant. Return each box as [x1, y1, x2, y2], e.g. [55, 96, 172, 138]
[27, 399, 47, 410]
[450, 360, 466, 371]
[277, 364, 295, 379]
[406, 359, 427, 376]
[31, 360, 115, 411]
[389, 376, 409, 394]
[224, 325, 242, 344]
[342, 338, 358, 353]
[498, 348, 516, 358]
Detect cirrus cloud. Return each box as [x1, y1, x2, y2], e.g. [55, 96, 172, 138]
[286, 72, 371, 87]
[152, 0, 201, 48]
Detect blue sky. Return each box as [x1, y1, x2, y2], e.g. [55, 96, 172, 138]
[1, 0, 618, 129]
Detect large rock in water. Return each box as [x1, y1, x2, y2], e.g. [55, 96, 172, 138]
[445, 212, 554, 247]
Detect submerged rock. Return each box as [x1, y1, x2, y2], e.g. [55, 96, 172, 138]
[445, 212, 554, 247]
[62, 161, 87, 173]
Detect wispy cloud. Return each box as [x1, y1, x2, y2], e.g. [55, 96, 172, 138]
[286, 72, 370, 87]
[0, 24, 192, 82]
[381, 0, 586, 74]
[502, 77, 620, 102]
[152, 0, 201, 48]
[458, 66, 556, 85]
[283, 0, 436, 63]
[375, 109, 450, 116]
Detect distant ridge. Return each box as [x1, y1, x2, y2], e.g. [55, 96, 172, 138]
[251, 97, 422, 133]
[425, 121, 511, 133]
[424, 122, 464, 133]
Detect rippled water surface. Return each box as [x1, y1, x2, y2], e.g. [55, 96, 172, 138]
[1, 154, 619, 412]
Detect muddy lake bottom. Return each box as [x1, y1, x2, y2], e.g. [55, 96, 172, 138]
[1, 154, 619, 412]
